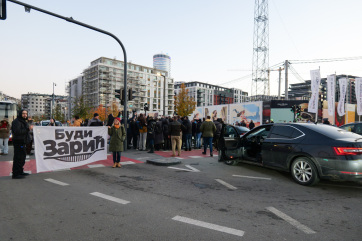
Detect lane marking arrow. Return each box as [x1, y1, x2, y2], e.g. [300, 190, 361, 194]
[168, 165, 200, 172]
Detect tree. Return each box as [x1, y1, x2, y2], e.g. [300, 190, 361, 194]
[106, 101, 119, 118]
[89, 104, 107, 121]
[71, 95, 91, 120]
[174, 83, 196, 117]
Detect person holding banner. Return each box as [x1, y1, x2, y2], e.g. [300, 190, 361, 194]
[108, 117, 126, 168]
[11, 110, 33, 179]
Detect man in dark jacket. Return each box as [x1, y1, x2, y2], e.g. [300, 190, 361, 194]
[154, 118, 164, 151]
[213, 118, 223, 151]
[183, 117, 192, 151]
[130, 116, 139, 149]
[11, 110, 33, 179]
[88, 113, 103, 126]
[200, 115, 216, 157]
[168, 116, 185, 157]
[147, 117, 156, 153]
[162, 118, 170, 150]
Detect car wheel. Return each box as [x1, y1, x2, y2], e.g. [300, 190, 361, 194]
[222, 150, 238, 165]
[291, 157, 320, 186]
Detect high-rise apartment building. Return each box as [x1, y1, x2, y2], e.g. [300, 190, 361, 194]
[153, 53, 171, 77]
[74, 57, 174, 116]
[174, 81, 248, 107]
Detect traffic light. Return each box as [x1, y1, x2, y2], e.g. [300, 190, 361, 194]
[296, 105, 301, 116]
[128, 88, 133, 101]
[115, 89, 121, 99]
[144, 103, 149, 111]
[0, 0, 6, 20]
[291, 105, 296, 113]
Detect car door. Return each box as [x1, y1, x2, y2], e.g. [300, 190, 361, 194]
[241, 125, 272, 163]
[220, 124, 242, 159]
[263, 125, 304, 169]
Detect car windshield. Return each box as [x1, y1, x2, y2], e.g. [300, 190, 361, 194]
[302, 124, 361, 139]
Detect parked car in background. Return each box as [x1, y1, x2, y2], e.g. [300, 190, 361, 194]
[218, 123, 362, 186]
[339, 122, 362, 135]
[40, 120, 62, 126]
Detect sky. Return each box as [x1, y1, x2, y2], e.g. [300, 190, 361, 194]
[2, 0, 362, 99]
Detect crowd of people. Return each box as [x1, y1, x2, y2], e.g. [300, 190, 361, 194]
[8, 108, 336, 179]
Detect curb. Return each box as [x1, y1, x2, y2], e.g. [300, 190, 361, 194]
[146, 158, 182, 166]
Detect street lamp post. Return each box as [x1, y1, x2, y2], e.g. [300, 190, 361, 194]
[8, 0, 128, 150]
[159, 74, 166, 116]
[52, 82, 56, 118]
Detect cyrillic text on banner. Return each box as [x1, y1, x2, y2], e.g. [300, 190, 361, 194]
[34, 126, 108, 172]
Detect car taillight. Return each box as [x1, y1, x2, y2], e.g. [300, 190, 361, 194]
[333, 147, 362, 155]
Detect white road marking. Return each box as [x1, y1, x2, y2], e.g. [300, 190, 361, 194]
[168, 167, 194, 172]
[189, 156, 203, 158]
[44, 178, 69, 186]
[233, 175, 271, 180]
[137, 157, 150, 160]
[168, 165, 200, 172]
[215, 179, 237, 190]
[172, 216, 244, 237]
[266, 207, 316, 234]
[185, 165, 200, 172]
[174, 157, 184, 159]
[90, 192, 130, 205]
[88, 164, 105, 168]
[121, 161, 136, 165]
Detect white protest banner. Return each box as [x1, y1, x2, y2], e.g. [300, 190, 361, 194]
[356, 78, 362, 116]
[327, 75, 336, 116]
[337, 78, 347, 116]
[308, 92, 319, 113]
[308, 69, 321, 113]
[34, 126, 108, 172]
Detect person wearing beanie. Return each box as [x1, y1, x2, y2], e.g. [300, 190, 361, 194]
[88, 113, 103, 126]
[11, 110, 33, 179]
[108, 117, 126, 168]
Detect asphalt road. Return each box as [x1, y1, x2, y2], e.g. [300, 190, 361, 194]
[1, 148, 362, 240]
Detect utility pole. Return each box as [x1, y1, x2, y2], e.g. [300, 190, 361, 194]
[278, 67, 282, 99]
[52, 82, 56, 118]
[285, 60, 289, 100]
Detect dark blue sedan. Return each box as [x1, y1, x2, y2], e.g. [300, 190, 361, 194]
[218, 123, 362, 186]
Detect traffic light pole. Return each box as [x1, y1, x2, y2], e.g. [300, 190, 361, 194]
[8, 0, 129, 150]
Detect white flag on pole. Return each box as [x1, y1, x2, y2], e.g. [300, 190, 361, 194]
[337, 78, 347, 116]
[355, 78, 362, 116]
[308, 69, 321, 113]
[34, 126, 108, 172]
[327, 75, 336, 116]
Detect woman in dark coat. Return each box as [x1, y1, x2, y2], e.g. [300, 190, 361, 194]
[108, 117, 126, 168]
[154, 118, 164, 151]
